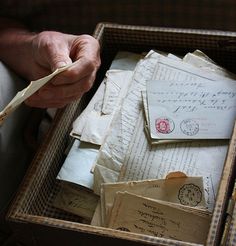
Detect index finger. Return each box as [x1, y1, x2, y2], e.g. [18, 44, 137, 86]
[51, 35, 100, 86]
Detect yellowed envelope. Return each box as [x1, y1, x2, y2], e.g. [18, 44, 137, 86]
[101, 175, 206, 226]
[108, 192, 211, 244]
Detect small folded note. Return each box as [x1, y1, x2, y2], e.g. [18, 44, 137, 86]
[53, 182, 99, 220]
[0, 62, 75, 125]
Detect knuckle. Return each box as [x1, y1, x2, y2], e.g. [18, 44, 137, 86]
[36, 31, 63, 53]
[77, 35, 101, 67]
[82, 76, 95, 92]
[82, 82, 92, 92]
[66, 69, 79, 81]
[41, 39, 54, 53]
[79, 34, 98, 44]
[83, 57, 100, 72]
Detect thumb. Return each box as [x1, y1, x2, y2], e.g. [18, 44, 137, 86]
[50, 53, 72, 72]
[46, 42, 72, 71]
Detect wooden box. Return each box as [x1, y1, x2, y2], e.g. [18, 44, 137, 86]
[7, 23, 236, 246]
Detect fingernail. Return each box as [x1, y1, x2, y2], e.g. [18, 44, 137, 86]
[53, 61, 68, 71]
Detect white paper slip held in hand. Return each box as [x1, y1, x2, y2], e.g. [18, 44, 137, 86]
[147, 79, 236, 139]
[0, 62, 75, 126]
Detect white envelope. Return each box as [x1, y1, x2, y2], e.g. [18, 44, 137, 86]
[147, 79, 236, 139]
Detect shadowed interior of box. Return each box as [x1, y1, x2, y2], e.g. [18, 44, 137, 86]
[9, 24, 236, 240]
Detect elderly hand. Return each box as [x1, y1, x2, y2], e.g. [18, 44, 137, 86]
[24, 31, 100, 108]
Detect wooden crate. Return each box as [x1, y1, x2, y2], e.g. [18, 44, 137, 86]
[7, 23, 236, 246]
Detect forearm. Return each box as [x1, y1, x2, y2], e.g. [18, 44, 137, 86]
[0, 18, 36, 80]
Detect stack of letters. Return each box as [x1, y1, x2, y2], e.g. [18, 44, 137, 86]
[54, 50, 236, 244]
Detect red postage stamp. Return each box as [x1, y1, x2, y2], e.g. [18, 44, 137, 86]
[155, 118, 175, 134]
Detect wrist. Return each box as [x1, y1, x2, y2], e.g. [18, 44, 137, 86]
[0, 26, 36, 80]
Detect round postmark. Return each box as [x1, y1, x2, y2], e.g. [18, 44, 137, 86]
[180, 119, 199, 136]
[178, 183, 202, 206]
[155, 118, 175, 134]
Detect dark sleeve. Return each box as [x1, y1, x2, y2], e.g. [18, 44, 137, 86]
[1, 0, 236, 34]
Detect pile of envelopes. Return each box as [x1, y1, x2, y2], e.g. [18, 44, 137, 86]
[100, 173, 211, 244]
[54, 50, 236, 244]
[144, 51, 236, 144]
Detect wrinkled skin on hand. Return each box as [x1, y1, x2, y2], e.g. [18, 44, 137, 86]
[25, 31, 101, 108]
